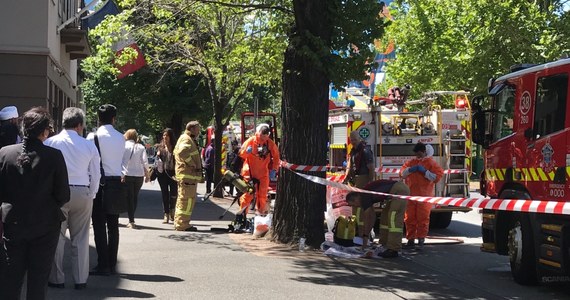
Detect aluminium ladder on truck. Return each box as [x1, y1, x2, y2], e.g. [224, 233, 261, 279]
[443, 132, 470, 198]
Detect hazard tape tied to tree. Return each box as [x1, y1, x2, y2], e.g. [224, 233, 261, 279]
[286, 169, 570, 216]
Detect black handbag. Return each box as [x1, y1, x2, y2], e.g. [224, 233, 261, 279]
[149, 165, 159, 181]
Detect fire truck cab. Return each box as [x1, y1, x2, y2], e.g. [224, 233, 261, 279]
[472, 58, 570, 285]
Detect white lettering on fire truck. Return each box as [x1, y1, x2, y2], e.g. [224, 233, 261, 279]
[520, 91, 532, 125]
[520, 91, 531, 115]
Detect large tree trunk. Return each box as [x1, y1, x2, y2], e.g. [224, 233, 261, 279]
[273, 0, 331, 248]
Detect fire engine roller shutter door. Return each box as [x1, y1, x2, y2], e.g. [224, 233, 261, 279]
[332, 124, 347, 145]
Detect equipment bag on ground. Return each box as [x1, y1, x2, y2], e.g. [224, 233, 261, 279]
[332, 215, 356, 247]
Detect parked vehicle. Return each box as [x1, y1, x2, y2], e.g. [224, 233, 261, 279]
[471, 58, 570, 285]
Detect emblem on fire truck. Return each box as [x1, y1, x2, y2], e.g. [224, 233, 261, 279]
[541, 140, 555, 172]
[359, 127, 370, 139]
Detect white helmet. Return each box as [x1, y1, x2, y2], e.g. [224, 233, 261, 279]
[256, 123, 270, 133]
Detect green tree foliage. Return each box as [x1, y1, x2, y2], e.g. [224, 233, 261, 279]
[380, 0, 570, 103]
[131, 0, 287, 194]
[81, 8, 210, 137]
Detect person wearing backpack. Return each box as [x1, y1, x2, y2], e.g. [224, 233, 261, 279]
[345, 180, 410, 258]
[343, 130, 374, 239]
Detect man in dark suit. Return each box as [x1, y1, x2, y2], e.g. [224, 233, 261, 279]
[0, 107, 70, 300]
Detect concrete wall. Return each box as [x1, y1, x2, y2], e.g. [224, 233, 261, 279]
[0, 54, 48, 113]
[0, 0, 48, 52]
[0, 0, 80, 119]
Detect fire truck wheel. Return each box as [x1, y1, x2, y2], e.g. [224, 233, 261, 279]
[507, 215, 538, 285]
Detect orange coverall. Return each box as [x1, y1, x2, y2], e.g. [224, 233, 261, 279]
[400, 157, 443, 240]
[239, 132, 280, 214]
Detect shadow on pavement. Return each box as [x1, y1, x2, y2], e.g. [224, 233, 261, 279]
[119, 273, 184, 282]
[287, 246, 493, 299]
[289, 255, 467, 298]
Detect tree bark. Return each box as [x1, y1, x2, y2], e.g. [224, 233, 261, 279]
[273, 0, 331, 248]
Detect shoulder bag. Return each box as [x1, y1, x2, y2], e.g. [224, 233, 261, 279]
[94, 134, 128, 214]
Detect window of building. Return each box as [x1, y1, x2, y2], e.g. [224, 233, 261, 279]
[533, 74, 568, 139]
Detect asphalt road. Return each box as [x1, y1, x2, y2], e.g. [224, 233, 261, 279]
[41, 185, 570, 300]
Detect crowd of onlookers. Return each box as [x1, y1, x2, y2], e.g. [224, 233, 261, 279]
[0, 104, 204, 299]
[0, 102, 283, 299]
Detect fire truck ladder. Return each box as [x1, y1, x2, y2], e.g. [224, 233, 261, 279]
[443, 133, 469, 198]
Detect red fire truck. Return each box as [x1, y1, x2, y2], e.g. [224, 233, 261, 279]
[471, 58, 570, 285]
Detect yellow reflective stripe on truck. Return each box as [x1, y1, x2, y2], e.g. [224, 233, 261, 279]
[487, 167, 565, 182]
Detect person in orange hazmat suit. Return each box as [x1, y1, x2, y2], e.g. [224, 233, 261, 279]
[400, 142, 443, 250]
[238, 124, 280, 215]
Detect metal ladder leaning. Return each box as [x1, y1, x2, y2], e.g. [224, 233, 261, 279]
[443, 133, 470, 198]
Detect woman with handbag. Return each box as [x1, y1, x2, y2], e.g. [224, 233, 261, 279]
[122, 129, 149, 229]
[156, 128, 177, 223]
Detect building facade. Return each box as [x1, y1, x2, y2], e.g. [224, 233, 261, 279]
[0, 0, 89, 130]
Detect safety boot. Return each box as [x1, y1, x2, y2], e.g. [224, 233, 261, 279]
[417, 238, 425, 250]
[403, 239, 415, 249]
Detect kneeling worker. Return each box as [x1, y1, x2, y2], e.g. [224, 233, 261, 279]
[345, 180, 410, 258]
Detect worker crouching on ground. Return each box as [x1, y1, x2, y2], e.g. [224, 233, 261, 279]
[400, 142, 443, 249]
[238, 124, 279, 215]
[345, 180, 409, 258]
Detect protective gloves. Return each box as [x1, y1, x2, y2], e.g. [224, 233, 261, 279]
[408, 165, 418, 173]
[416, 165, 427, 173]
[246, 146, 253, 153]
[270, 169, 277, 180]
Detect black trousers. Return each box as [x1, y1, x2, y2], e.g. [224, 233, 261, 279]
[157, 171, 177, 214]
[91, 191, 119, 272]
[0, 224, 59, 300]
[205, 167, 214, 193]
[125, 176, 144, 223]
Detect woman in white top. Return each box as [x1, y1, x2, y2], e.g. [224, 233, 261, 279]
[122, 129, 149, 229]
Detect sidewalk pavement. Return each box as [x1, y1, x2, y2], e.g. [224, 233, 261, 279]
[45, 181, 472, 300]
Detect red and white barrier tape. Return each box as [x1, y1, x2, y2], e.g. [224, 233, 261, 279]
[279, 160, 327, 172]
[377, 167, 469, 174]
[293, 171, 570, 216]
[281, 161, 468, 174]
[326, 174, 346, 182]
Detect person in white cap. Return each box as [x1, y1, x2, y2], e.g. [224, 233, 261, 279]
[0, 105, 21, 149]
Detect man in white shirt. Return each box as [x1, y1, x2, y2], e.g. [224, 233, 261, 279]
[45, 107, 100, 290]
[86, 104, 126, 276]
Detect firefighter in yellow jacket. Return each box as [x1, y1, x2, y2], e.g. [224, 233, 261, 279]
[173, 121, 203, 231]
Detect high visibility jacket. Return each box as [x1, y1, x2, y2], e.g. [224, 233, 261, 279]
[400, 157, 443, 196]
[174, 130, 202, 183]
